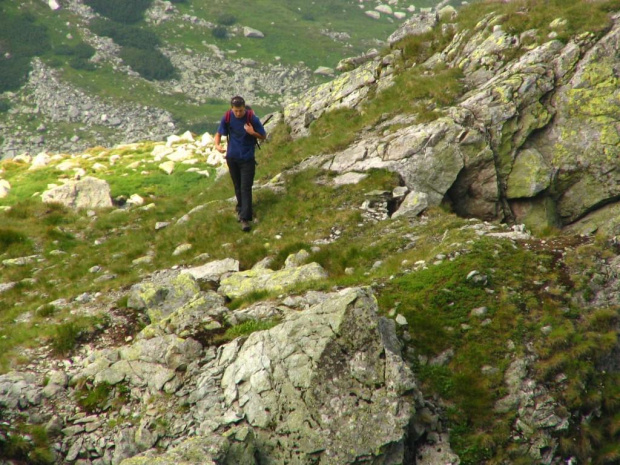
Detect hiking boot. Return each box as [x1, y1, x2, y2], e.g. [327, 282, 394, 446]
[241, 220, 251, 232]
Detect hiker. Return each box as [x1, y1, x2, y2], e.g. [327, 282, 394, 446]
[214, 96, 267, 232]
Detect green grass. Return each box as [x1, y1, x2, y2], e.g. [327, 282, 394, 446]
[373, 230, 620, 464]
[75, 382, 113, 414]
[454, 0, 620, 44]
[220, 318, 281, 341]
[1, 1, 620, 461]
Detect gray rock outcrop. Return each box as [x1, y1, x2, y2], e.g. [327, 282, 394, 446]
[188, 287, 424, 464]
[41, 176, 113, 209]
[282, 9, 620, 232]
[218, 258, 328, 299]
[0, 283, 434, 465]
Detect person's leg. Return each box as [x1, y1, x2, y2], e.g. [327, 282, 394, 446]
[226, 158, 242, 216]
[238, 159, 256, 222]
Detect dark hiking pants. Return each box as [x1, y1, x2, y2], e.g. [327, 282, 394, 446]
[226, 157, 255, 222]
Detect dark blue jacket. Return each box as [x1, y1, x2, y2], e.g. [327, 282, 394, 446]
[217, 111, 266, 161]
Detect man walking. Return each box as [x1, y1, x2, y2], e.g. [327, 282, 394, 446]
[214, 96, 267, 232]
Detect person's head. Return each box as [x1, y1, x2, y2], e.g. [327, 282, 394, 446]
[230, 96, 246, 118]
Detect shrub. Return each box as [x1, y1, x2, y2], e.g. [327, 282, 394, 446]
[0, 99, 10, 113]
[0, 228, 28, 252]
[27, 448, 55, 465]
[0, 15, 50, 57]
[2, 434, 29, 461]
[0, 57, 31, 93]
[216, 14, 237, 26]
[69, 57, 96, 71]
[0, 11, 50, 92]
[182, 120, 211, 135]
[84, 0, 153, 24]
[90, 19, 161, 49]
[54, 42, 95, 58]
[50, 322, 81, 355]
[53, 44, 75, 56]
[72, 42, 97, 59]
[119, 46, 175, 80]
[75, 382, 112, 413]
[212, 26, 228, 40]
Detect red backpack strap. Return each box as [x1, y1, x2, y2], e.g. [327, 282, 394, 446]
[225, 109, 232, 124]
[246, 108, 254, 124]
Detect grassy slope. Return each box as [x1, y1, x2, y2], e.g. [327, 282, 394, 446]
[1, 1, 620, 464]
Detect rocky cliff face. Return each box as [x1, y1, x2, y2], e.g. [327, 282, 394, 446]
[283, 9, 620, 234]
[0, 270, 442, 465]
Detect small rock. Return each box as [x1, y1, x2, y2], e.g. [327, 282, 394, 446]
[470, 306, 488, 318]
[173, 244, 192, 256]
[395, 314, 408, 326]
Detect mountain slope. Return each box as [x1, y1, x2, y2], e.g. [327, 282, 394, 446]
[1, 1, 620, 464]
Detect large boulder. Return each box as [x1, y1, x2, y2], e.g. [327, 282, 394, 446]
[388, 11, 438, 45]
[506, 148, 553, 199]
[41, 176, 113, 209]
[120, 431, 257, 465]
[283, 60, 382, 138]
[73, 334, 201, 394]
[189, 287, 424, 464]
[528, 19, 620, 226]
[218, 253, 328, 299]
[127, 270, 201, 324]
[137, 291, 229, 341]
[181, 258, 240, 284]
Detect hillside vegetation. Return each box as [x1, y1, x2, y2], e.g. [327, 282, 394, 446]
[0, 0, 456, 141]
[1, 0, 620, 464]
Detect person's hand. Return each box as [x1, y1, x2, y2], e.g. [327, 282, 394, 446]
[215, 144, 226, 153]
[244, 123, 255, 136]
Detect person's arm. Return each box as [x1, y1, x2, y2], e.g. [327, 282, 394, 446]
[214, 132, 226, 153]
[245, 115, 267, 140]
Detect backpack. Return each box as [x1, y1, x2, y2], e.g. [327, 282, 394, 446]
[224, 106, 255, 127]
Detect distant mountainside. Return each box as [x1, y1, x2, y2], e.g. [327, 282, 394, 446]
[0, 0, 458, 157]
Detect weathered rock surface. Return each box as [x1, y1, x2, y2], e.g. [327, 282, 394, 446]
[0, 282, 437, 465]
[528, 19, 620, 226]
[127, 269, 202, 324]
[218, 258, 328, 299]
[188, 287, 425, 464]
[120, 432, 257, 465]
[283, 9, 620, 232]
[495, 358, 569, 462]
[41, 176, 113, 209]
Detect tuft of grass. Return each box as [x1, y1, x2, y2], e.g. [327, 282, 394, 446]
[455, 0, 620, 45]
[220, 318, 281, 342]
[75, 382, 113, 414]
[49, 322, 82, 356]
[35, 304, 57, 318]
[0, 228, 28, 252]
[227, 291, 272, 311]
